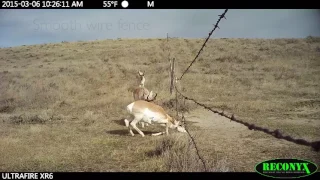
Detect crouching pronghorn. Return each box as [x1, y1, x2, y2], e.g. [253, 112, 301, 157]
[124, 100, 186, 137]
[129, 70, 157, 103]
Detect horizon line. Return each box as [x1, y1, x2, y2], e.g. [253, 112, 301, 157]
[1, 36, 319, 49]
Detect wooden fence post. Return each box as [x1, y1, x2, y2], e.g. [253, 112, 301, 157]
[175, 76, 179, 120]
[170, 58, 175, 94]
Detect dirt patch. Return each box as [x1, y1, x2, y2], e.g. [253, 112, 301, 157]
[184, 108, 320, 172]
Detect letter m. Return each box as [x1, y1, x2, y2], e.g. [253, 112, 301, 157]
[147, 1, 154, 7]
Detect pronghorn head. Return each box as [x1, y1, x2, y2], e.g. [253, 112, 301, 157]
[167, 115, 187, 133]
[138, 70, 145, 87]
[138, 70, 144, 76]
[145, 90, 157, 102]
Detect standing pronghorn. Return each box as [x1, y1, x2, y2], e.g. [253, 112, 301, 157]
[124, 100, 186, 137]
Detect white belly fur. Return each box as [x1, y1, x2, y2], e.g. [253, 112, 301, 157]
[142, 109, 167, 124]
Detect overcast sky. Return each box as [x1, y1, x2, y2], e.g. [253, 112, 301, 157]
[0, 9, 319, 47]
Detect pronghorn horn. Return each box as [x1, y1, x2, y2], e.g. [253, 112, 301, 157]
[146, 91, 157, 102]
[153, 92, 157, 100]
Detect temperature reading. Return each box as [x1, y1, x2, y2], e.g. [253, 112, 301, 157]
[103, 1, 118, 7]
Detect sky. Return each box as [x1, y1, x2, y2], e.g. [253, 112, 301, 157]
[0, 9, 319, 47]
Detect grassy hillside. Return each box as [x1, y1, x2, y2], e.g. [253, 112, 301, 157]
[0, 37, 319, 171]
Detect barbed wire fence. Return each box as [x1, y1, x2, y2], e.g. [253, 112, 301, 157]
[178, 9, 228, 81]
[166, 8, 320, 172]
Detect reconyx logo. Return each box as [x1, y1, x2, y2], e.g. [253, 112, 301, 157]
[255, 158, 318, 178]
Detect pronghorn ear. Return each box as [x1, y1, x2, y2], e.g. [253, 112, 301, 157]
[148, 91, 153, 99]
[138, 70, 144, 76]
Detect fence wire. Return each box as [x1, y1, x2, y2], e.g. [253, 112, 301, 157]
[181, 111, 208, 172]
[175, 87, 320, 152]
[178, 9, 228, 80]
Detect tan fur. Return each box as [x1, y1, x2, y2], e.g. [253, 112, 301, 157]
[131, 100, 174, 124]
[133, 87, 150, 101]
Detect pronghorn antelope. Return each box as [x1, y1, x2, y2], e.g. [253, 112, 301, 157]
[130, 70, 157, 102]
[124, 100, 186, 137]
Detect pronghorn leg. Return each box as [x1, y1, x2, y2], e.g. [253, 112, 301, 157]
[124, 116, 136, 136]
[151, 132, 165, 136]
[165, 123, 169, 135]
[139, 122, 148, 128]
[150, 123, 166, 136]
[125, 119, 135, 136]
[130, 118, 145, 137]
[143, 122, 150, 128]
[124, 119, 130, 127]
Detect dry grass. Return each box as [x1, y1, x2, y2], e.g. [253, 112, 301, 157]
[0, 37, 319, 172]
[148, 135, 231, 172]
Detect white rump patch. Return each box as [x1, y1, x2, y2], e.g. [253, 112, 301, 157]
[127, 102, 134, 113]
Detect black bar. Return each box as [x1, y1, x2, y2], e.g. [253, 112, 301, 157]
[36, 172, 320, 180]
[0, 172, 319, 180]
[1, 0, 319, 9]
